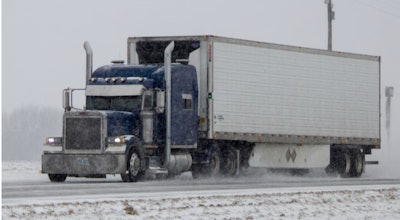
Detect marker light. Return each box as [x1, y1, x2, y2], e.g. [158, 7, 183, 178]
[47, 137, 55, 144]
[45, 137, 62, 145]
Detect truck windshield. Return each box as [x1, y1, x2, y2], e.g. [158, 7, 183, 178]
[86, 96, 141, 112]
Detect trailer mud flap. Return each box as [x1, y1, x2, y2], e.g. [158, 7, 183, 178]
[248, 144, 330, 169]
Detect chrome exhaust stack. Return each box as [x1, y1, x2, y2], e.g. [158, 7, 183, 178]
[163, 41, 175, 169]
[161, 41, 192, 175]
[83, 41, 93, 85]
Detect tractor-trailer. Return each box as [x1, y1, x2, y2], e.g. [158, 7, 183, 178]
[42, 35, 380, 182]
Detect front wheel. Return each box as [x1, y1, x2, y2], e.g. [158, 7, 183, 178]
[48, 174, 67, 182]
[121, 150, 145, 182]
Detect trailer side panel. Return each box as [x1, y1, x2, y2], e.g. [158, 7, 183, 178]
[211, 41, 380, 144]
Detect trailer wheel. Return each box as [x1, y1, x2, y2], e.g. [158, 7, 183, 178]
[350, 150, 364, 177]
[338, 151, 351, 177]
[48, 174, 67, 182]
[121, 147, 145, 182]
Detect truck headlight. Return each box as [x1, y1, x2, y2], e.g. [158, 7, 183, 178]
[43, 137, 62, 152]
[107, 136, 126, 144]
[106, 136, 127, 152]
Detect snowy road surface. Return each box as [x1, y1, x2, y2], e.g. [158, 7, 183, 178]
[2, 161, 400, 219]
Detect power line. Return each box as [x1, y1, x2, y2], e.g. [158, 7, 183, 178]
[354, 0, 400, 20]
[374, 0, 400, 11]
[368, 0, 400, 13]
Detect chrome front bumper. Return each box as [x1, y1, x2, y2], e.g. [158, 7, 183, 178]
[41, 153, 127, 175]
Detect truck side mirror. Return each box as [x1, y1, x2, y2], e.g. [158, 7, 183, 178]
[63, 89, 72, 112]
[156, 90, 165, 113]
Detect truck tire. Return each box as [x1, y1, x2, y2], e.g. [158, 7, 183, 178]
[121, 172, 131, 182]
[221, 146, 237, 176]
[48, 174, 67, 182]
[121, 146, 145, 182]
[206, 147, 221, 176]
[350, 149, 364, 177]
[192, 145, 221, 178]
[338, 151, 351, 178]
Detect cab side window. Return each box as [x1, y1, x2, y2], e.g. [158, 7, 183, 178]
[182, 94, 192, 110]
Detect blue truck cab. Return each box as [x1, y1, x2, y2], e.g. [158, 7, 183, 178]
[42, 41, 199, 182]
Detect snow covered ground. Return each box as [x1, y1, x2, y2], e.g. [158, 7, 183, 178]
[2, 161, 400, 219]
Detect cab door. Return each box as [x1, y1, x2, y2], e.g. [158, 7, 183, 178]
[170, 65, 198, 146]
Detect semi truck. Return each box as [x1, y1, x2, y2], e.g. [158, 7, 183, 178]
[41, 35, 380, 182]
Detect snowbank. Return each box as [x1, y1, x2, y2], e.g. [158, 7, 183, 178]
[3, 185, 400, 219]
[2, 161, 400, 219]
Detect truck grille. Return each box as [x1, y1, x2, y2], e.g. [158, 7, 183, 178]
[65, 117, 102, 150]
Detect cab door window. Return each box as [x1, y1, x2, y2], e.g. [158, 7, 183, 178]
[182, 94, 192, 110]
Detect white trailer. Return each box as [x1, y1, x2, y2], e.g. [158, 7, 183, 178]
[128, 35, 380, 177]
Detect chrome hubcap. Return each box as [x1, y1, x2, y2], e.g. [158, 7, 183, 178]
[129, 153, 140, 176]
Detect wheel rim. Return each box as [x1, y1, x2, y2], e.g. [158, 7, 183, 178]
[129, 152, 141, 176]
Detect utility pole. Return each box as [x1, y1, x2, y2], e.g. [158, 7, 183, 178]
[325, 0, 335, 51]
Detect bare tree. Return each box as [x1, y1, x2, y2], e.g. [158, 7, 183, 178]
[2, 106, 63, 161]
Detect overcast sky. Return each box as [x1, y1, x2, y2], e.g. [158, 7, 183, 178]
[2, 0, 400, 146]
